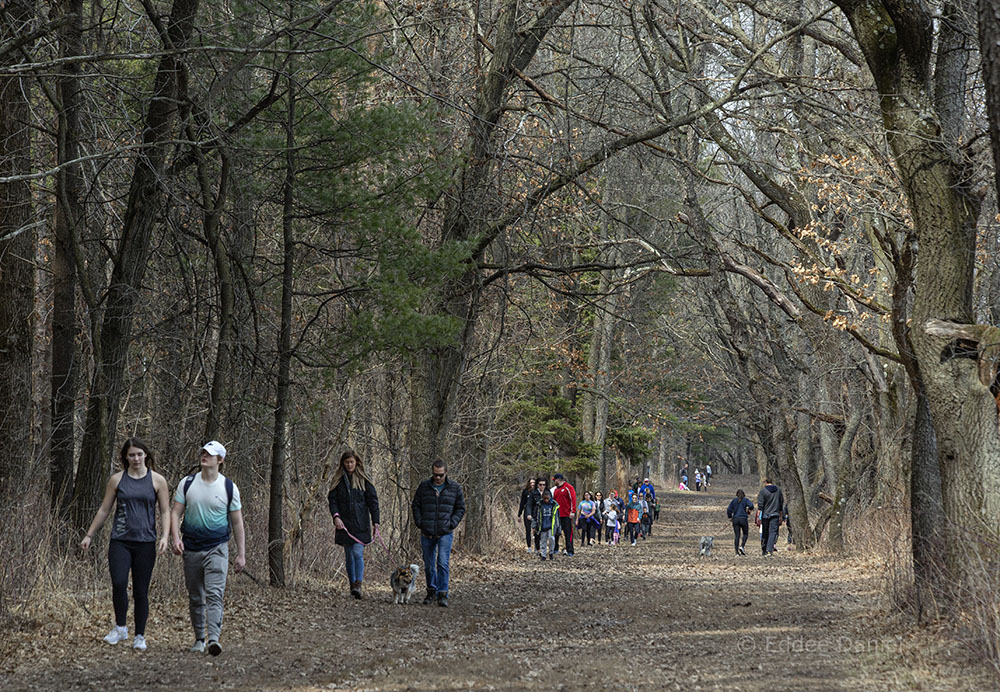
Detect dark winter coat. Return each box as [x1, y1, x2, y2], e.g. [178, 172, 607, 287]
[328, 474, 380, 546]
[518, 487, 532, 520]
[531, 499, 561, 535]
[412, 477, 466, 537]
[525, 488, 543, 521]
[727, 496, 754, 521]
[756, 484, 785, 519]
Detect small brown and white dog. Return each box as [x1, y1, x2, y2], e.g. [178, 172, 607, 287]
[390, 564, 420, 604]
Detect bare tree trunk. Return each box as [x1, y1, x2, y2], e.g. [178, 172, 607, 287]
[268, 71, 295, 587]
[835, 0, 999, 590]
[50, 0, 84, 511]
[193, 140, 233, 442]
[407, 0, 576, 481]
[71, 0, 201, 528]
[0, 0, 36, 495]
[981, 0, 1000, 213]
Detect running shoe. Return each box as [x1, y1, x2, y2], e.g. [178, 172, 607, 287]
[103, 626, 128, 645]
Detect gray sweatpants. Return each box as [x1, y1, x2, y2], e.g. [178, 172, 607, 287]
[183, 543, 229, 642]
[538, 531, 558, 558]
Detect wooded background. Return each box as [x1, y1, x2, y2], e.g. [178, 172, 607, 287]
[3, 0, 1000, 628]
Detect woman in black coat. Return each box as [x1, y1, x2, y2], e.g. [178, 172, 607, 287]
[517, 478, 536, 552]
[328, 450, 379, 599]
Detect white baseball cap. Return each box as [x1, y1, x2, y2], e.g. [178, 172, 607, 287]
[200, 440, 227, 459]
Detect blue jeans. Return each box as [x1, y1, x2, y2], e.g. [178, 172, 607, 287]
[343, 542, 365, 582]
[420, 533, 453, 594]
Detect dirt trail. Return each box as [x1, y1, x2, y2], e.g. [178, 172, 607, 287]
[3, 475, 992, 691]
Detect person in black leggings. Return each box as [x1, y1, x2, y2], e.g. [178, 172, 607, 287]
[517, 478, 536, 551]
[526, 477, 548, 551]
[81, 438, 171, 650]
[726, 489, 754, 556]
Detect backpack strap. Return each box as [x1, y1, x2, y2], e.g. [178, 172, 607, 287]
[183, 474, 234, 514]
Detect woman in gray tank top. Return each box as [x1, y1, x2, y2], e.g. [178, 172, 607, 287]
[81, 438, 170, 650]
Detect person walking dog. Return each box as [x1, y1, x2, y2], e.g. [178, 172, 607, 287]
[328, 449, 380, 599]
[726, 489, 754, 556]
[412, 460, 465, 607]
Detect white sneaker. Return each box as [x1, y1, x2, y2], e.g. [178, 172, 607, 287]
[132, 635, 147, 651]
[207, 640, 222, 656]
[103, 626, 128, 645]
[190, 639, 206, 653]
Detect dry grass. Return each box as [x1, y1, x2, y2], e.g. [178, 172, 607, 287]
[841, 498, 1000, 682]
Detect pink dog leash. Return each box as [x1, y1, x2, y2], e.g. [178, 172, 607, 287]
[339, 524, 396, 562]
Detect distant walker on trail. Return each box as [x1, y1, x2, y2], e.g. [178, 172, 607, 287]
[726, 489, 754, 556]
[411, 460, 465, 607]
[551, 473, 577, 556]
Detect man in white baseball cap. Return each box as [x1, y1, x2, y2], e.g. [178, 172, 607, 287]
[170, 441, 245, 656]
[200, 440, 226, 458]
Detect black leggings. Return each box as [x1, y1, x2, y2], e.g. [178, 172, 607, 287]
[523, 517, 533, 548]
[627, 522, 640, 542]
[108, 539, 156, 635]
[733, 518, 749, 552]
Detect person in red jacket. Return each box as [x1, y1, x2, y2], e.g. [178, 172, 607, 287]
[551, 473, 577, 556]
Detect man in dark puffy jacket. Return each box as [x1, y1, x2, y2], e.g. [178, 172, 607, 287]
[412, 460, 466, 607]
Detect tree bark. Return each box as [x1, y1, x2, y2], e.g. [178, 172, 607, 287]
[268, 70, 296, 587]
[0, 0, 36, 496]
[50, 0, 84, 511]
[835, 0, 1000, 588]
[981, 0, 1000, 213]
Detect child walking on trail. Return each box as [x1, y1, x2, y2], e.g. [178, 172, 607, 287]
[641, 492, 653, 537]
[531, 489, 561, 560]
[625, 493, 642, 546]
[604, 503, 618, 544]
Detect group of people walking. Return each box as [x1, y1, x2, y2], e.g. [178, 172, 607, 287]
[725, 478, 790, 556]
[81, 438, 245, 656]
[677, 462, 712, 491]
[82, 440, 466, 654]
[517, 475, 660, 557]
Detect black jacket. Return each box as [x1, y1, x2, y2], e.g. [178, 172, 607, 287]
[518, 487, 532, 519]
[328, 474, 380, 546]
[525, 488, 543, 520]
[412, 477, 466, 537]
[757, 484, 784, 519]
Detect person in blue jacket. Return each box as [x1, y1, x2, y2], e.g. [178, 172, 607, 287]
[638, 477, 656, 501]
[726, 489, 754, 556]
